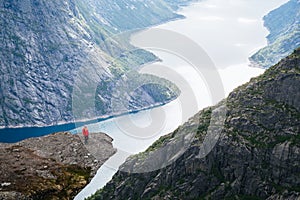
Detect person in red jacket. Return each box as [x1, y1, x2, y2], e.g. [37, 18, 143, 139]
[82, 125, 89, 144]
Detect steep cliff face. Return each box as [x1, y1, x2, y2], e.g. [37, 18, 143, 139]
[250, 0, 300, 68]
[88, 49, 300, 199]
[78, 0, 182, 32]
[0, 0, 184, 128]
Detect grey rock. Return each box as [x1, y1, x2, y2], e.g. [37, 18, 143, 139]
[0, 131, 116, 199]
[250, 0, 300, 68]
[0, 0, 185, 128]
[88, 49, 300, 199]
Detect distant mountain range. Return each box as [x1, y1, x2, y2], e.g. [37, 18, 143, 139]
[88, 47, 300, 200]
[0, 0, 194, 128]
[250, 0, 300, 68]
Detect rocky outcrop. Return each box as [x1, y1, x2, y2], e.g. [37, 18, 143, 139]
[88, 49, 300, 199]
[0, 131, 116, 200]
[0, 0, 189, 128]
[250, 0, 300, 68]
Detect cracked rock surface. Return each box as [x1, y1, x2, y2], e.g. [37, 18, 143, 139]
[0, 132, 116, 200]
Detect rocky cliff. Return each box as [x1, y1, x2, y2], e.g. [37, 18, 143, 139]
[0, 131, 116, 200]
[250, 0, 300, 68]
[88, 48, 300, 199]
[0, 0, 190, 128]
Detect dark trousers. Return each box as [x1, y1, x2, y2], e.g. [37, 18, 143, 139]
[84, 135, 88, 144]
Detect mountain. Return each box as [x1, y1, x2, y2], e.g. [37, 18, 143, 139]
[250, 0, 300, 68]
[88, 48, 300, 199]
[0, 132, 116, 200]
[0, 0, 192, 128]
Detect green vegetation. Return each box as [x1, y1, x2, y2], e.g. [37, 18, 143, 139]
[145, 128, 179, 153]
[0, 0, 188, 127]
[250, 0, 300, 68]
[75, 0, 113, 44]
[86, 46, 300, 200]
[211, 165, 225, 182]
[49, 165, 91, 199]
[94, 71, 180, 116]
[196, 109, 212, 138]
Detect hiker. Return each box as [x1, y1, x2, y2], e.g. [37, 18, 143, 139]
[82, 125, 89, 144]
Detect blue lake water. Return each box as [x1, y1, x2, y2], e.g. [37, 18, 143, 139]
[0, 116, 109, 143]
[0, 104, 164, 143]
[0, 123, 76, 143]
[0, 0, 288, 199]
[75, 0, 288, 199]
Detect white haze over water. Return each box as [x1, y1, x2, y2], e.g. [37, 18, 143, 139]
[75, 0, 288, 199]
[164, 0, 288, 68]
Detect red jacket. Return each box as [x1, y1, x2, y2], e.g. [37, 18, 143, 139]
[82, 127, 89, 136]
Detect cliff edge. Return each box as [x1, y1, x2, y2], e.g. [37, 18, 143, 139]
[0, 132, 116, 200]
[89, 48, 300, 199]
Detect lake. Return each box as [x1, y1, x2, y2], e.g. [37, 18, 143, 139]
[74, 0, 288, 199]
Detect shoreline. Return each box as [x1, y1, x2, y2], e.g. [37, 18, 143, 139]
[0, 131, 116, 199]
[74, 0, 280, 198]
[0, 2, 191, 136]
[0, 100, 172, 130]
[0, 99, 175, 143]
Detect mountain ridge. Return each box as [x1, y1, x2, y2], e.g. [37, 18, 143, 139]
[88, 48, 300, 199]
[250, 0, 300, 68]
[0, 0, 195, 128]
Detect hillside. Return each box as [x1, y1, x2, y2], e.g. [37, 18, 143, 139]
[88, 48, 300, 199]
[0, 0, 190, 128]
[0, 132, 116, 200]
[250, 0, 300, 68]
